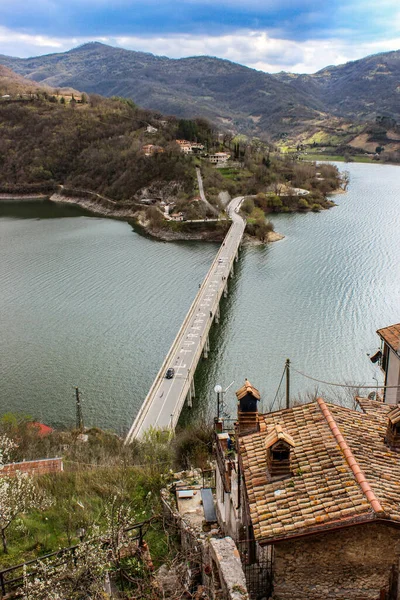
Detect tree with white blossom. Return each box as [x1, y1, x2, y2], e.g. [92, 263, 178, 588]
[0, 433, 17, 469]
[21, 534, 110, 600]
[0, 434, 52, 553]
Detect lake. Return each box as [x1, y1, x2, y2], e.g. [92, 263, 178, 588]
[1, 162, 399, 431]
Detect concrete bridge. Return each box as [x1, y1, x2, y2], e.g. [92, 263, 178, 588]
[125, 196, 245, 442]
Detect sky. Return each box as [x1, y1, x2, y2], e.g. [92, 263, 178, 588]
[0, 0, 399, 73]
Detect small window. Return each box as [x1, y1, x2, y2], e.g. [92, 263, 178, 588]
[272, 449, 289, 462]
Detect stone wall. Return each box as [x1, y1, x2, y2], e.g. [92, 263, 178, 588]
[273, 522, 400, 600]
[161, 489, 249, 599]
[0, 457, 63, 477]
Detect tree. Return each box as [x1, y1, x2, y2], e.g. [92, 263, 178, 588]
[0, 436, 52, 554]
[0, 433, 16, 468]
[20, 534, 109, 600]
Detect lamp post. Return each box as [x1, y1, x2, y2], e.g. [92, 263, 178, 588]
[214, 384, 222, 421]
[214, 382, 234, 432]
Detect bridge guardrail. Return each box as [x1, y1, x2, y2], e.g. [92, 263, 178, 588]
[125, 198, 245, 442]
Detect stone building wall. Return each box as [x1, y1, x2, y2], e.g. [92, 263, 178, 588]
[161, 488, 249, 599]
[273, 522, 400, 600]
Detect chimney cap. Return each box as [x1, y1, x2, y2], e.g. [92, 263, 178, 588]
[236, 379, 261, 401]
[265, 424, 295, 449]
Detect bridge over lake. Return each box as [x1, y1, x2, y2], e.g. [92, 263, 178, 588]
[125, 196, 245, 442]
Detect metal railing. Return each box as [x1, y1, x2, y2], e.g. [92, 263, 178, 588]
[0, 520, 149, 598]
[125, 203, 245, 442]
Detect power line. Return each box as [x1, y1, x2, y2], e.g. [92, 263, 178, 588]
[270, 363, 288, 412]
[291, 365, 400, 389]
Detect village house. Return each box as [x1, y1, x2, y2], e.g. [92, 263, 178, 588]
[215, 378, 400, 600]
[176, 139, 205, 154]
[169, 211, 184, 221]
[146, 124, 158, 133]
[142, 144, 165, 157]
[208, 152, 231, 165]
[267, 183, 310, 197]
[376, 323, 400, 404]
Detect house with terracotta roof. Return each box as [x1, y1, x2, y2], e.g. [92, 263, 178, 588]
[215, 380, 400, 599]
[377, 322, 400, 404]
[142, 144, 164, 157]
[175, 139, 204, 154]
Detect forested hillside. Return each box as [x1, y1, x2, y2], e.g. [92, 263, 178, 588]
[0, 82, 209, 201]
[2, 43, 400, 143]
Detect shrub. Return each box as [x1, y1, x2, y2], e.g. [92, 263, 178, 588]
[241, 197, 255, 214]
[298, 198, 309, 209]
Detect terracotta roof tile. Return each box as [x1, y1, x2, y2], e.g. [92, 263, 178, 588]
[236, 379, 261, 401]
[264, 424, 295, 449]
[239, 398, 399, 543]
[377, 323, 400, 354]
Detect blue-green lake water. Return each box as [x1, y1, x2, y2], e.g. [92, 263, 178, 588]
[1, 162, 399, 431]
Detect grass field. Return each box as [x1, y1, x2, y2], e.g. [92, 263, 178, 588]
[1, 465, 170, 569]
[303, 154, 375, 163]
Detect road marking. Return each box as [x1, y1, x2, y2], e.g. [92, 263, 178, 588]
[133, 200, 246, 438]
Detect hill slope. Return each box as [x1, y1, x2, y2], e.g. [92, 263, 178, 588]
[0, 70, 204, 202]
[275, 50, 400, 121]
[0, 42, 327, 138]
[2, 44, 400, 143]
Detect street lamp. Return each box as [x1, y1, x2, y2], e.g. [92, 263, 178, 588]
[214, 384, 223, 421]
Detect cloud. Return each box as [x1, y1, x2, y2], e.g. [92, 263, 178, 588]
[0, 26, 399, 73]
[1, 0, 399, 42]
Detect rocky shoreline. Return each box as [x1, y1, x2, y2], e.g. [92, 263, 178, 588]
[1, 190, 285, 244]
[49, 192, 285, 243]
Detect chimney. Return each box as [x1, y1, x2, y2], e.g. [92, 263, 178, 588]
[236, 379, 260, 436]
[265, 424, 295, 480]
[385, 406, 400, 450]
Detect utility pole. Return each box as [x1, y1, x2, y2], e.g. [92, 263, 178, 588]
[285, 359, 290, 409]
[75, 386, 84, 431]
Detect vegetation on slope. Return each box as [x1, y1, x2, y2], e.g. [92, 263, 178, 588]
[0, 94, 199, 200]
[0, 413, 213, 570]
[3, 43, 400, 147]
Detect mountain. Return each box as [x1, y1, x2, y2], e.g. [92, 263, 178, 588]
[1, 43, 400, 140]
[0, 42, 327, 138]
[275, 50, 400, 122]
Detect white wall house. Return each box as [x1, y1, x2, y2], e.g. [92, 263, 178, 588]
[377, 323, 400, 404]
[208, 152, 230, 165]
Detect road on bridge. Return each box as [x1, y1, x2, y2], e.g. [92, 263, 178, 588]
[125, 196, 245, 441]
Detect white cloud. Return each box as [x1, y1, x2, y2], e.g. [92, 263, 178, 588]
[0, 26, 399, 73]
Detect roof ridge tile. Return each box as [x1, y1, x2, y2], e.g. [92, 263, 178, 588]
[316, 397, 384, 515]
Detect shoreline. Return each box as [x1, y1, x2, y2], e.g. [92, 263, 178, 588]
[0, 193, 48, 200]
[51, 193, 286, 244]
[3, 189, 347, 245]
